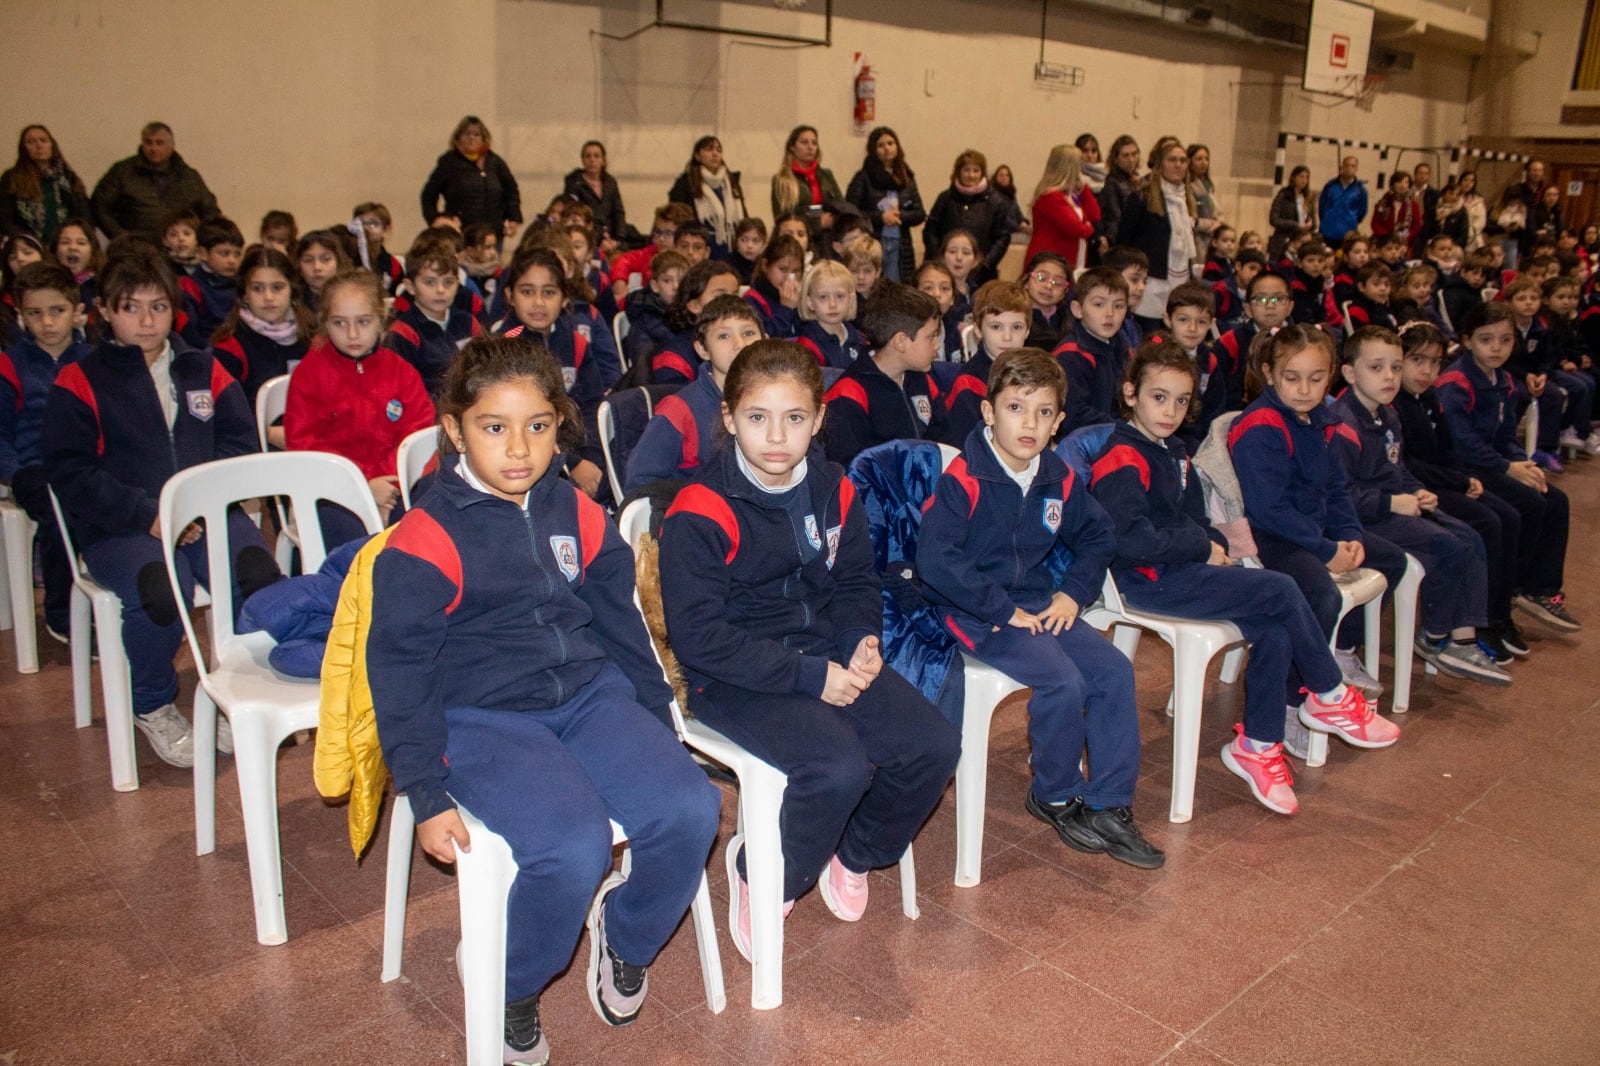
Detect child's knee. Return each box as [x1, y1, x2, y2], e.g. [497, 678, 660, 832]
[136, 561, 182, 627]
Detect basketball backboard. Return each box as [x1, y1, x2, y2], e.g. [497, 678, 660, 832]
[1304, 0, 1375, 96]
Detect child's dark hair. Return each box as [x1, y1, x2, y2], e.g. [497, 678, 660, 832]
[675, 221, 711, 248]
[1073, 266, 1131, 302]
[161, 208, 200, 235]
[461, 221, 498, 251]
[260, 209, 297, 242]
[915, 259, 955, 288]
[214, 246, 313, 346]
[98, 249, 181, 311]
[1299, 241, 1332, 260]
[1377, 234, 1408, 251]
[1340, 232, 1371, 255]
[1119, 336, 1198, 418]
[1398, 321, 1446, 359]
[1341, 324, 1402, 366]
[196, 217, 244, 250]
[722, 338, 824, 414]
[650, 248, 690, 279]
[1501, 275, 1540, 301]
[667, 260, 739, 332]
[352, 202, 392, 228]
[1524, 254, 1558, 275]
[936, 228, 980, 260]
[653, 202, 697, 228]
[1102, 246, 1150, 274]
[861, 283, 940, 349]
[1459, 300, 1513, 338]
[988, 347, 1067, 407]
[1211, 223, 1237, 245]
[436, 334, 583, 456]
[1023, 250, 1070, 278]
[1543, 275, 1581, 300]
[404, 232, 459, 281]
[1247, 268, 1290, 297]
[53, 218, 102, 275]
[1355, 261, 1392, 286]
[1165, 281, 1213, 316]
[316, 268, 386, 329]
[1245, 323, 1336, 401]
[296, 229, 352, 272]
[1399, 263, 1437, 288]
[12, 261, 80, 306]
[756, 234, 806, 275]
[733, 217, 768, 245]
[1235, 248, 1268, 270]
[694, 294, 762, 347]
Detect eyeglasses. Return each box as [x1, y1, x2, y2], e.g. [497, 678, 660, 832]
[1030, 272, 1069, 289]
[1251, 295, 1289, 306]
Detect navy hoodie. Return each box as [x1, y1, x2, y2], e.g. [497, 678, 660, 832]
[211, 320, 309, 407]
[0, 331, 92, 481]
[1329, 389, 1423, 522]
[796, 318, 868, 370]
[368, 457, 671, 825]
[1089, 420, 1227, 583]
[625, 363, 724, 490]
[385, 302, 482, 395]
[1434, 354, 1522, 474]
[623, 290, 674, 367]
[1053, 323, 1129, 432]
[1391, 386, 1472, 494]
[821, 354, 945, 465]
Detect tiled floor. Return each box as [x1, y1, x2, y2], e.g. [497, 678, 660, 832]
[3, 475, 1600, 1065]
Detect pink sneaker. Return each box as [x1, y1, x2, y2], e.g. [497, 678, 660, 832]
[730, 872, 793, 964]
[817, 855, 869, 922]
[1220, 724, 1298, 815]
[1299, 686, 1400, 749]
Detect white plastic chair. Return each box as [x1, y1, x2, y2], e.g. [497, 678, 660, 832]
[254, 375, 299, 573]
[396, 427, 437, 511]
[612, 310, 631, 355]
[0, 488, 40, 673]
[160, 452, 381, 945]
[382, 797, 725, 1066]
[597, 400, 623, 504]
[618, 499, 918, 1010]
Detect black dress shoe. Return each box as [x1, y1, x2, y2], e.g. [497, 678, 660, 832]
[1070, 805, 1166, 870]
[1025, 791, 1093, 849]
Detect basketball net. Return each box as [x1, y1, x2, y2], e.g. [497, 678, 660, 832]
[1356, 74, 1385, 112]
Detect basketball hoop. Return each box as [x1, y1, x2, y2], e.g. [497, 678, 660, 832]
[1355, 73, 1385, 112]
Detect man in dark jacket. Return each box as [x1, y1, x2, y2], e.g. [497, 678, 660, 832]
[90, 123, 220, 241]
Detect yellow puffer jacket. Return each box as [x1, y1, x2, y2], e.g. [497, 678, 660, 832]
[313, 527, 396, 859]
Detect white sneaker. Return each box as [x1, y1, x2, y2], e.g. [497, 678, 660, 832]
[134, 704, 195, 767]
[1283, 705, 1312, 761]
[1332, 648, 1383, 699]
[1559, 427, 1584, 449]
[1583, 431, 1600, 457]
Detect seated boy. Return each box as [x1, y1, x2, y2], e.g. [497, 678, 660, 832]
[624, 295, 761, 491]
[42, 251, 279, 767]
[385, 241, 483, 395]
[611, 203, 695, 306]
[1375, 233, 1409, 273]
[2, 263, 92, 639]
[1442, 249, 1492, 334]
[259, 210, 297, 256]
[1102, 245, 1148, 347]
[354, 201, 405, 294]
[161, 209, 200, 275]
[918, 347, 1162, 869]
[1022, 251, 1073, 351]
[941, 280, 1030, 446]
[623, 249, 687, 369]
[822, 283, 944, 465]
[674, 222, 712, 267]
[1213, 247, 1264, 333]
[1161, 281, 1225, 452]
[1289, 240, 1333, 327]
[1214, 269, 1294, 411]
[1052, 265, 1132, 432]
[180, 216, 245, 346]
[1342, 262, 1398, 330]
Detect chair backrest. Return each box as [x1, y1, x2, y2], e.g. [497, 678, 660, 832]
[601, 385, 681, 501]
[1056, 423, 1116, 483]
[396, 427, 438, 511]
[46, 487, 88, 580]
[1099, 571, 1127, 613]
[159, 452, 382, 678]
[959, 322, 979, 360]
[612, 311, 631, 353]
[255, 375, 292, 453]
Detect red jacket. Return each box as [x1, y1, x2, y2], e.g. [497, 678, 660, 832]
[283, 339, 435, 481]
[1370, 193, 1421, 251]
[1025, 186, 1101, 273]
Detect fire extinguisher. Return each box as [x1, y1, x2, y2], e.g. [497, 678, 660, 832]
[854, 53, 875, 131]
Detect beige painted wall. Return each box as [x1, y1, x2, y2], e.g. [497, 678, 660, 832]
[0, 0, 1475, 255]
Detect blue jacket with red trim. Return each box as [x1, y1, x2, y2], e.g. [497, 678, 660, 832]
[1053, 323, 1130, 432]
[0, 331, 91, 481]
[1392, 387, 1471, 494]
[393, 276, 484, 323]
[1342, 291, 1397, 331]
[211, 320, 309, 408]
[1228, 387, 1363, 562]
[384, 302, 482, 395]
[1329, 389, 1423, 523]
[658, 444, 880, 698]
[367, 457, 671, 825]
[372, 249, 406, 296]
[178, 266, 239, 349]
[822, 354, 944, 466]
[1202, 254, 1234, 286]
[1212, 278, 1244, 332]
[622, 290, 673, 367]
[41, 337, 255, 544]
[624, 364, 723, 491]
[1434, 353, 1522, 474]
[649, 328, 700, 385]
[1210, 320, 1258, 412]
[743, 278, 798, 339]
[919, 425, 1113, 637]
[938, 349, 993, 449]
[796, 319, 868, 370]
[1089, 420, 1224, 583]
[1290, 267, 1329, 326]
[1332, 267, 1359, 309]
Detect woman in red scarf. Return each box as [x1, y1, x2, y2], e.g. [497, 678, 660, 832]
[770, 125, 841, 226]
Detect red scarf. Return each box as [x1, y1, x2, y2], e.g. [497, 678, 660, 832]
[791, 158, 821, 204]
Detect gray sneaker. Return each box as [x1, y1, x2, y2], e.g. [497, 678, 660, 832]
[586, 871, 647, 1026]
[503, 990, 549, 1066]
[1514, 593, 1582, 633]
[1333, 648, 1383, 699]
[1435, 640, 1513, 686]
[1282, 704, 1312, 761]
[133, 704, 194, 767]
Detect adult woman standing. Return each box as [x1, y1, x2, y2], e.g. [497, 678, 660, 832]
[1116, 137, 1197, 332]
[770, 126, 841, 225]
[420, 115, 522, 239]
[1024, 145, 1100, 274]
[844, 127, 926, 282]
[1268, 165, 1317, 259]
[1457, 170, 1487, 250]
[1186, 143, 1225, 261]
[922, 149, 1016, 286]
[669, 135, 748, 261]
[0, 125, 91, 243]
[1095, 134, 1141, 258]
[563, 140, 628, 253]
[1076, 134, 1107, 194]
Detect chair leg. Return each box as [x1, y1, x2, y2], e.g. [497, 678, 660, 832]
[954, 698, 998, 889]
[93, 597, 138, 793]
[2, 508, 38, 674]
[1218, 645, 1245, 685]
[1362, 596, 1383, 684]
[1168, 640, 1215, 824]
[192, 690, 218, 856]
[70, 586, 92, 729]
[688, 872, 727, 1014]
[229, 710, 291, 945]
[456, 816, 516, 1066]
[1111, 623, 1143, 662]
[382, 796, 416, 983]
[1391, 557, 1424, 714]
[739, 773, 787, 1011]
[898, 844, 919, 920]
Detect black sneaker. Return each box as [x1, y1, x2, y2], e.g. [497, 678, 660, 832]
[504, 991, 550, 1066]
[1514, 593, 1582, 633]
[1475, 629, 1513, 664]
[1498, 620, 1531, 658]
[1026, 791, 1165, 869]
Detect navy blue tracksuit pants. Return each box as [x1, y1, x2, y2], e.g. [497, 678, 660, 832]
[1121, 563, 1342, 744]
[441, 665, 721, 1002]
[1253, 530, 1407, 653]
[692, 666, 959, 903]
[1364, 512, 1488, 635]
[1433, 489, 1520, 626]
[959, 616, 1141, 808]
[1471, 471, 1568, 597]
[81, 507, 278, 714]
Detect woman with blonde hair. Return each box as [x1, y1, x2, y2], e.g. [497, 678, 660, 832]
[770, 125, 841, 224]
[1024, 144, 1100, 273]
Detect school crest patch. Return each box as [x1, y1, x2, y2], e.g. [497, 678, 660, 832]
[913, 395, 932, 424]
[1384, 429, 1401, 465]
[550, 535, 580, 580]
[1043, 497, 1063, 533]
[562, 366, 578, 391]
[185, 390, 214, 422]
[385, 399, 403, 422]
[826, 525, 842, 568]
[576, 324, 592, 343]
[804, 514, 821, 550]
[1179, 457, 1190, 490]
